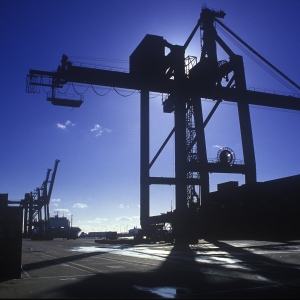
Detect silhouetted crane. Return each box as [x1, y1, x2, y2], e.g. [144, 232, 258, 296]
[22, 159, 60, 238]
[26, 5, 300, 242]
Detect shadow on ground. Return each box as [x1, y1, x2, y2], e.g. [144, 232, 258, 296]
[20, 239, 300, 299]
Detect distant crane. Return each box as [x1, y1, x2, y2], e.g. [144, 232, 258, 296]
[26, 5, 300, 242]
[22, 159, 60, 238]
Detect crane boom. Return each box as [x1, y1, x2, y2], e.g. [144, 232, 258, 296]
[28, 61, 300, 110]
[47, 159, 60, 205]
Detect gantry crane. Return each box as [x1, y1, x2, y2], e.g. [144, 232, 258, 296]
[22, 159, 60, 238]
[26, 5, 300, 242]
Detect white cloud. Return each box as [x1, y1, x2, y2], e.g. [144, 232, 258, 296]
[91, 124, 111, 137]
[119, 204, 124, 208]
[56, 120, 75, 129]
[116, 216, 139, 222]
[65, 120, 75, 126]
[73, 203, 88, 208]
[116, 216, 131, 222]
[52, 199, 61, 202]
[52, 203, 58, 207]
[91, 124, 100, 131]
[57, 123, 66, 129]
[94, 217, 108, 222]
[89, 218, 108, 223]
[79, 218, 108, 224]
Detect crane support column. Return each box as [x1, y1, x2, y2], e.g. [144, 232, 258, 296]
[193, 98, 210, 204]
[140, 90, 150, 228]
[27, 193, 33, 238]
[233, 55, 256, 183]
[174, 94, 188, 213]
[22, 196, 28, 238]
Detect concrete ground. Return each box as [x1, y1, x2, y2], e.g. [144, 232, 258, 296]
[1, 238, 300, 298]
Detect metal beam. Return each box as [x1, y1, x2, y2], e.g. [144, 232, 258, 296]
[140, 90, 150, 228]
[29, 66, 300, 110]
[185, 161, 246, 174]
[149, 127, 175, 169]
[149, 176, 201, 185]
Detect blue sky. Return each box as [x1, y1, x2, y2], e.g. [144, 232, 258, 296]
[1, 0, 300, 233]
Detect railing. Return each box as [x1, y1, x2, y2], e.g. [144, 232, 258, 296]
[208, 158, 244, 165]
[47, 91, 83, 102]
[247, 85, 300, 98]
[26, 74, 54, 93]
[72, 61, 129, 73]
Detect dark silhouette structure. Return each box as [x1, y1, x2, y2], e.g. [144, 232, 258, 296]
[7, 160, 61, 239]
[22, 159, 60, 239]
[0, 194, 23, 279]
[26, 5, 300, 242]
